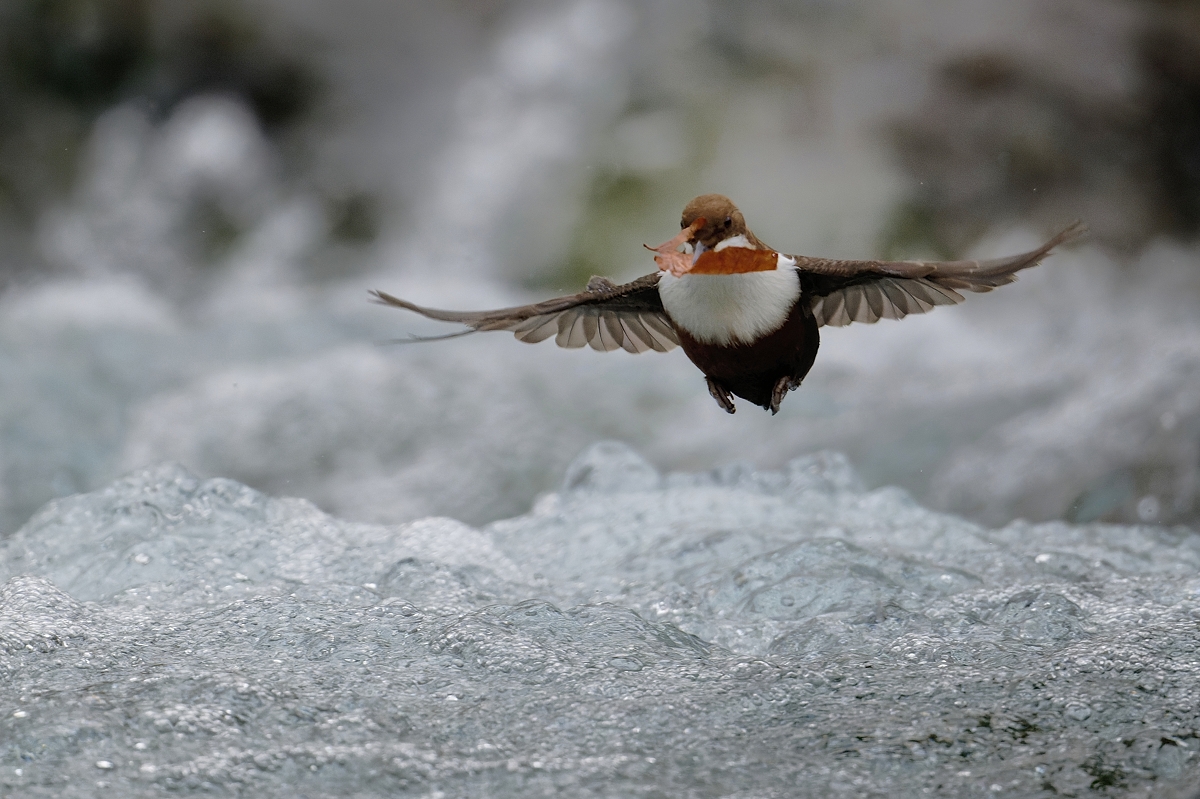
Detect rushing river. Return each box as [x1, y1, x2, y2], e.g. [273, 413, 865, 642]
[3, 444, 1198, 796]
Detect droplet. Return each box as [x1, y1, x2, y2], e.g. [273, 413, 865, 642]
[95, 761, 114, 770]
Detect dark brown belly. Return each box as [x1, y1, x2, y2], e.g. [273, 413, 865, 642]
[675, 300, 820, 409]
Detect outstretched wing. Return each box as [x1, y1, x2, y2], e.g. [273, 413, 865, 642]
[370, 273, 679, 354]
[795, 221, 1087, 327]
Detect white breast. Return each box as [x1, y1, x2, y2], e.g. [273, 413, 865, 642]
[657, 256, 801, 346]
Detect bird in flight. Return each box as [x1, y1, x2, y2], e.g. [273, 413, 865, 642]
[372, 194, 1085, 414]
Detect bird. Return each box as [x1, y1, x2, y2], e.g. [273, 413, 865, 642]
[371, 194, 1086, 414]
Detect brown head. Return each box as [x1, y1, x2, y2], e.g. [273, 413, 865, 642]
[680, 194, 756, 250]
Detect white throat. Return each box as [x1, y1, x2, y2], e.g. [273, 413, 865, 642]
[657, 254, 801, 346]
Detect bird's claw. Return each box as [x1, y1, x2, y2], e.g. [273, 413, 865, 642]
[706, 377, 736, 414]
[769, 376, 798, 415]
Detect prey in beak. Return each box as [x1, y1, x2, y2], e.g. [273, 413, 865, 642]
[646, 217, 705, 277]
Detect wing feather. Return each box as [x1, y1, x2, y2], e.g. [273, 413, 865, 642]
[513, 314, 558, 343]
[800, 221, 1084, 327]
[599, 315, 624, 352]
[370, 272, 677, 354]
[636, 315, 674, 351]
[581, 314, 600, 350]
[900, 280, 941, 311]
[879, 279, 912, 316]
[566, 313, 590, 348]
[553, 310, 574, 347]
[590, 315, 615, 351]
[864, 282, 885, 320]
[812, 277, 968, 327]
[843, 284, 867, 322]
[640, 312, 681, 347]
[618, 316, 651, 353]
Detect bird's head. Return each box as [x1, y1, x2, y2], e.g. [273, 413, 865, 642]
[680, 194, 749, 251]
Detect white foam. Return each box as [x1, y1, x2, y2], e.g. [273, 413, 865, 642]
[1, 449, 1196, 795]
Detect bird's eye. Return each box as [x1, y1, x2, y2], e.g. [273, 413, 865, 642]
[680, 219, 688, 229]
[724, 216, 732, 228]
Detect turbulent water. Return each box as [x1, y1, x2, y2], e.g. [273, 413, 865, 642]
[2, 443, 1198, 797]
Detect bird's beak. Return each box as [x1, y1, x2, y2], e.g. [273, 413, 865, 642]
[646, 217, 705, 277]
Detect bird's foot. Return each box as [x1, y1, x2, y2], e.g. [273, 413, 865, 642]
[706, 378, 736, 414]
[769, 376, 799, 415]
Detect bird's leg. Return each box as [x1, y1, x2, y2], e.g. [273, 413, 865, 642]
[706, 377, 736, 414]
[769, 376, 798, 415]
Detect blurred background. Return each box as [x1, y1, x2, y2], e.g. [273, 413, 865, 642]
[1, 0, 1199, 535]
